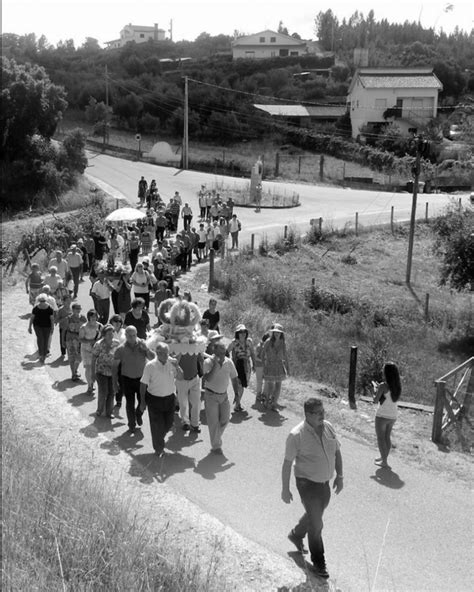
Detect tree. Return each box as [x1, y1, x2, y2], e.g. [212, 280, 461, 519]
[315, 10, 339, 51]
[432, 208, 474, 291]
[278, 21, 289, 36]
[1, 57, 67, 162]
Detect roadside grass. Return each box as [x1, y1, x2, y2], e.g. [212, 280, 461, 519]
[2, 406, 222, 592]
[205, 223, 472, 408]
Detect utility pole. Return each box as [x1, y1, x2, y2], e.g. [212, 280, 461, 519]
[183, 75, 189, 170]
[104, 64, 109, 147]
[406, 136, 422, 284]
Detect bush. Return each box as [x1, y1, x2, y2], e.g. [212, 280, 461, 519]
[256, 275, 295, 313]
[356, 334, 390, 394]
[432, 207, 474, 290]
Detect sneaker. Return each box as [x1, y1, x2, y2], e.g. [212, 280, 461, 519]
[288, 530, 308, 554]
[182, 423, 190, 431]
[309, 563, 330, 580]
[191, 425, 201, 433]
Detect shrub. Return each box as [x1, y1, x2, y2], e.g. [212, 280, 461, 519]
[356, 333, 390, 394]
[305, 286, 356, 315]
[255, 275, 296, 313]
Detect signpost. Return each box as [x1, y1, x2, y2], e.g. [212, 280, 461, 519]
[135, 133, 141, 160]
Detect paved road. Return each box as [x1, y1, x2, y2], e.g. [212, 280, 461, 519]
[86, 152, 461, 246]
[27, 274, 472, 592]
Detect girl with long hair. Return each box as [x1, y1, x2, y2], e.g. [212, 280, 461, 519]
[261, 323, 289, 411]
[373, 362, 401, 468]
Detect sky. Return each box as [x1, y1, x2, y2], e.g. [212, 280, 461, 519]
[2, 0, 472, 47]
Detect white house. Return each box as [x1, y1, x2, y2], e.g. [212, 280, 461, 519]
[232, 30, 308, 59]
[347, 68, 443, 139]
[105, 23, 166, 49]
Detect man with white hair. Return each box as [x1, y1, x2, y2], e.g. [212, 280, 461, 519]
[139, 342, 183, 455]
[113, 326, 154, 434]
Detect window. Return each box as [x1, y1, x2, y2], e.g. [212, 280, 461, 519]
[140, 33, 145, 38]
[279, 49, 289, 57]
[259, 37, 265, 43]
[375, 98, 387, 109]
[290, 51, 298, 56]
[270, 37, 276, 42]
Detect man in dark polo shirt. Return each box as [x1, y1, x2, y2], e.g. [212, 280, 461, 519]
[176, 351, 204, 433]
[113, 326, 154, 433]
[281, 397, 344, 581]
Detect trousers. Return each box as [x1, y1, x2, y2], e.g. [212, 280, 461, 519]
[204, 389, 230, 450]
[294, 478, 331, 568]
[145, 392, 175, 453]
[176, 376, 201, 427]
[96, 373, 115, 416]
[34, 325, 50, 358]
[122, 376, 142, 430]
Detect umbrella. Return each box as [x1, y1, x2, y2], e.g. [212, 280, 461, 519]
[105, 207, 147, 222]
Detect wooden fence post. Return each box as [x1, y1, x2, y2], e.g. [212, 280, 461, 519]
[425, 202, 429, 223]
[458, 197, 462, 210]
[390, 206, 394, 234]
[250, 233, 255, 255]
[298, 156, 302, 175]
[275, 152, 280, 177]
[318, 217, 323, 234]
[424, 293, 430, 322]
[432, 380, 446, 443]
[348, 346, 358, 409]
[284, 225, 288, 239]
[319, 155, 324, 181]
[355, 212, 359, 236]
[208, 249, 215, 293]
[116, 199, 119, 210]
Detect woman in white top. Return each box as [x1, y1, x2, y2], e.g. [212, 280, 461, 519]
[372, 362, 401, 468]
[130, 262, 152, 310]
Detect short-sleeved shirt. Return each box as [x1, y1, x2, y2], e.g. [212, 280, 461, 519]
[91, 281, 111, 300]
[93, 339, 117, 376]
[202, 309, 220, 331]
[67, 252, 83, 268]
[32, 305, 54, 328]
[203, 357, 237, 394]
[114, 339, 152, 379]
[124, 310, 150, 339]
[285, 420, 340, 484]
[141, 358, 177, 397]
[49, 259, 69, 279]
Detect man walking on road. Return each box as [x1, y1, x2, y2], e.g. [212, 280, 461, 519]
[203, 339, 239, 454]
[282, 397, 344, 580]
[229, 214, 241, 250]
[139, 342, 183, 456]
[113, 326, 155, 434]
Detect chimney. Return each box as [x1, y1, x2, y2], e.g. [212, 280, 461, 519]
[154, 23, 158, 41]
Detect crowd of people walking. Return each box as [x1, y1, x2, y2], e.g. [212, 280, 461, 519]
[24, 176, 402, 582]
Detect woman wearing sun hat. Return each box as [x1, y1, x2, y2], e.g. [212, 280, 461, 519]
[262, 323, 289, 411]
[227, 324, 256, 412]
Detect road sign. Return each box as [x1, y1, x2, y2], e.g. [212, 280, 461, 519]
[135, 134, 141, 142]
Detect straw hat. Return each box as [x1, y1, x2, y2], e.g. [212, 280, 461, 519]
[271, 323, 284, 333]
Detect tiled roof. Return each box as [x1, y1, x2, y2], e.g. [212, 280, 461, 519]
[360, 75, 442, 89]
[254, 104, 346, 118]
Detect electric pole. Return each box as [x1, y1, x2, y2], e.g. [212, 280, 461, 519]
[183, 76, 189, 170]
[406, 136, 422, 284]
[104, 65, 109, 147]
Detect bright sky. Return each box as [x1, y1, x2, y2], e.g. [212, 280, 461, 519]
[2, 0, 472, 46]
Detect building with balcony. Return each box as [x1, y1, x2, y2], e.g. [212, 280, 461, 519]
[105, 23, 166, 49]
[347, 68, 443, 139]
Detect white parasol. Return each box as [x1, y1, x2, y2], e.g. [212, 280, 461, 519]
[105, 207, 147, 222]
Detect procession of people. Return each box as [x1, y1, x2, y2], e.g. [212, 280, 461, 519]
[24, 176, 404, 582]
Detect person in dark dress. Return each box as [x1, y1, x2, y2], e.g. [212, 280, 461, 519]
[202, 298, 220, 332]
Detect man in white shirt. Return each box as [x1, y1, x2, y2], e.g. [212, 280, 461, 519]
[229, 214, 241, 250]
[90, 272, 113, 324]
[281, 398, 344, 581]
[139, 342, 183, 456]
[66, 244, 84, 299]
[203, 339, 239, 454]
[49, 250, 69, 281]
